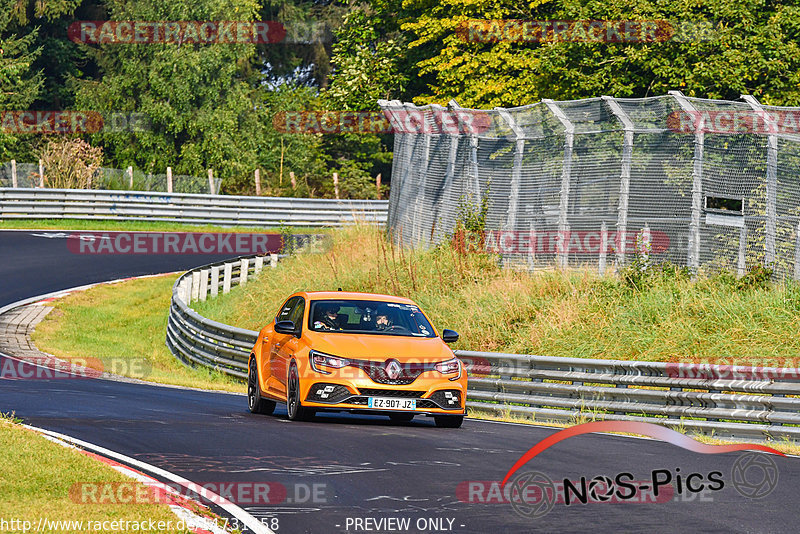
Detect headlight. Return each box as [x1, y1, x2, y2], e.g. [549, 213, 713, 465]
[309, 350, 349, 374]
[434, 358, 460, 374]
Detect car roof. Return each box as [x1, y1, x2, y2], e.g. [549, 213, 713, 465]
[299, 291, 416, 304]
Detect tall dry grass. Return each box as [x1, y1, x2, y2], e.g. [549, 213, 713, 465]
[192, 225, 800, 365]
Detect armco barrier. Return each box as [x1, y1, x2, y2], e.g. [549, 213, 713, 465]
[167, 257, 800, 441]
[0, 188, 388, 227]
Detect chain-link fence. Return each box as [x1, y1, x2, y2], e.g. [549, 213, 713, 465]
[0, 162, 220, 194]
[379, 91, 800, 280]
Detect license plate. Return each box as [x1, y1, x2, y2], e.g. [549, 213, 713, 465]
[368, 397, 416, 411]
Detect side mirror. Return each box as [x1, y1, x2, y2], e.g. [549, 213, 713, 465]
[275, 320, 298, 336]
[441, 329, 459, 343]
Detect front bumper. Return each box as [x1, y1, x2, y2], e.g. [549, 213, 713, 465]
[297, 359, 467, 415]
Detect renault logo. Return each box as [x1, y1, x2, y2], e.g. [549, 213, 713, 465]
[385, 360, 402, 380]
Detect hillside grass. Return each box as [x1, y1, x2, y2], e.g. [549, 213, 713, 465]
[32, 274, 244, 392]
[193, 225, 800, 366]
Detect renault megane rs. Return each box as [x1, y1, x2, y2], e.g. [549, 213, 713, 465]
[247, 291, 466, 427]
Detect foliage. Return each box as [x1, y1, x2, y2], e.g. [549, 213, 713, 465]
[39, 137, 103, 189]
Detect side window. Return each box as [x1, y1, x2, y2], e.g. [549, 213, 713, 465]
[289, 298, 305, 333]
[275, 297, 299, 324]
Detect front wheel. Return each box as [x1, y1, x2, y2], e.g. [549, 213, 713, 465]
[287, 362, 314, 421]
[248, 356, 276, 415]
[434, 414, 464, 428]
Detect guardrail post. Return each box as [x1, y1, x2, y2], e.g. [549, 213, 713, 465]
[38, 159, 44, 187]
[543, 99, 574, 269]
[127, 166, 133, 189]
[270, 253, 278, 268]
[10, 160, 16, 187]
[191, 271, 200, 302]
[255, 256, 264, 275]
[223, 263, 232, 294]
[742, 95, 777, 267]
[208, 169, 215, 195]
[199, 269, 209, 302]
[496, 108, 525, 233]
[603, 96, 635, 267]
[166, 167, 173, 193]
[210, 266, 220, 297]
[239, 258, 249, 286]
[670, 91, 704, 274]
[255, 169, 261, 196]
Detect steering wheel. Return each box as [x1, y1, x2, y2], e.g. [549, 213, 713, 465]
[387, 325, 409, 332]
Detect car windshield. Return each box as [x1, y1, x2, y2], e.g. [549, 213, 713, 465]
[308, 299, 436, 337]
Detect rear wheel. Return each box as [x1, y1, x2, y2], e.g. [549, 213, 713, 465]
[287, 362, 314, 421]
[248, 356, 276, 415]
[434, 414, 464, 428]
[389, 413, 415, 423]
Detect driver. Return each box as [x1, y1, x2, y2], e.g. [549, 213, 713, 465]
[314, 303, 344, 330]
[374, 306, 394, 332]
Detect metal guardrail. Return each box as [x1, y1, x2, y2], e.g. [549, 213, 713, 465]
[167, 258, 800, 441]
[0, 188, 388, 227]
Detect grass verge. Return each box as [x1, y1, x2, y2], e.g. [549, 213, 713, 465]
[0, 414, 193, 532]
[31, 274, 244, 393]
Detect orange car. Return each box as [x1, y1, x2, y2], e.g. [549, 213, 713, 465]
[247, 291, 466, 427]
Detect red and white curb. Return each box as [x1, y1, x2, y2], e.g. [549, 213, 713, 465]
[24, 424, 275, 534]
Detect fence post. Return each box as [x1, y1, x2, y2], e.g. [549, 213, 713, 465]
[742, 95, 777, 267]
[127, 166, 133, 189]
[240, 258, 249, 286]
[208, 169, 215, 195]
[270, 253, 278, 268]
[10, 160, 17, 187]
[740, 225, 748, 276]
[191, 271, 200, 302]
[599, 221, 608, 275]
[210, 265, 220, 297]
[543, 99, 574, 269]
[166, 167, 173, 193]
[496, 108, 525, 233]
[333, 172, 339, 199]
[290, 171, 296, 190]
[795, 221, 800, 280]
[255, 169, 261, 195]
[39, 159, 44, 187]
[451, 101, 480, 202]
[198, 269, 209, 302]
[376, 173, 382, 200]
[603, 96, 636, 267]
[670, 91, 704, 274]
[223, 262, 232, 294]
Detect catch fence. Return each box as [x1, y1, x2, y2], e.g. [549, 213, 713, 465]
[379, 92, 800, 279]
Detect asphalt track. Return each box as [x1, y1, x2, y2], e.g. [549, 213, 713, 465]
[0, 229, 796, 533]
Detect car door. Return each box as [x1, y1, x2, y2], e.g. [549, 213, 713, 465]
[273, 297, 305, 395]
[267, 296, 300, 396]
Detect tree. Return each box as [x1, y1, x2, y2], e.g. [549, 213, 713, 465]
[401, 0, 800, 107]
[73, 0, 265, 183]
[0, 0, 42, 159]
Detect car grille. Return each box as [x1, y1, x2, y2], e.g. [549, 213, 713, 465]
[348, 358, 434, 385]
[358, 388, 425, 398]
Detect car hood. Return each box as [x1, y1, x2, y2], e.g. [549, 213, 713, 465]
[306, 332, 454, 362]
